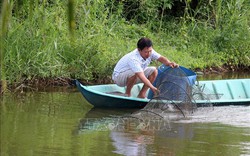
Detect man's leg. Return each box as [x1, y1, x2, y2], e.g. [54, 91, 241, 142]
[137, 67, 158, 98]
[113, 70, 136, 96]
[125, 75, 137, 97]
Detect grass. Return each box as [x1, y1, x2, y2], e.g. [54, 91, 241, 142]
[0, 0, 249, 90]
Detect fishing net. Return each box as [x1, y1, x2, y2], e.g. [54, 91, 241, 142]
[78, 65, 222, 133]
[192, 81, 223, 107]
[128, 65, 218, 122]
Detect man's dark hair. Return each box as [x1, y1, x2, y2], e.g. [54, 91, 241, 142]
[137, 37, 153, 50]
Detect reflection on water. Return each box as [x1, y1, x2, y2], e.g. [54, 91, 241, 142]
[179, 106, 250, 128]
[76, 107, 250, 156]
[1, 71, 250, 156]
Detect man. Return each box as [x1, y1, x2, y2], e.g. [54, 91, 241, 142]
[112, 37, 179, 98]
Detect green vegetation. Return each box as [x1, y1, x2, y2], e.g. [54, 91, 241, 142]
[0, 0, 249, 90]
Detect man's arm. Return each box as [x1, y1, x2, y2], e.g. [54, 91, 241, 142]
[135, 72, 158, 94]
[157, 56, 179, 68]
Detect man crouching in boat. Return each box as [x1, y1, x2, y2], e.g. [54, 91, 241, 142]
[112, 37, 179, 98]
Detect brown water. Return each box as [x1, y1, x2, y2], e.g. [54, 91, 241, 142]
[1, 73, 250, 156]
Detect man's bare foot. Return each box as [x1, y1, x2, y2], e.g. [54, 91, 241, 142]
[137, 95, 146, 99]
[126, 93, 131, 97]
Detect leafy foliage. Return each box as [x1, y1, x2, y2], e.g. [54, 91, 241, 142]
[1, 0, 249, 85]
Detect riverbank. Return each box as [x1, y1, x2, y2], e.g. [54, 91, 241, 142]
[1, 65, 249, 94]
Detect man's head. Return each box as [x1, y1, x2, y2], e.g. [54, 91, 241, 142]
[137, 37, 153, 50]
[137, 37, 153, 59]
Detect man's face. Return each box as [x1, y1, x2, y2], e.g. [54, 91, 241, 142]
[139, 46, 152, 60]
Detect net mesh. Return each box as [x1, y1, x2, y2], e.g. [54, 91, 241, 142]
[128, 66, 219, 121]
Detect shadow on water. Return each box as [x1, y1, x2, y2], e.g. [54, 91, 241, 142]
[83, 108, 139, 118]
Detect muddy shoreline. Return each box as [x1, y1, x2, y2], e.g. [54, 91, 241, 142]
[1, 65, 250, 93]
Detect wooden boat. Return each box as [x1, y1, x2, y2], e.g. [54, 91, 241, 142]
[75, 78, 250, 108]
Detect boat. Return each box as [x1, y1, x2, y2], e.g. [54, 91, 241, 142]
[75, 66, 250, 108]
[193, 79, 250, 106]
[76, 80, 150, 108]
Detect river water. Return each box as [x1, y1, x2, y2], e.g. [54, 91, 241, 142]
[1, 73, 250, 156]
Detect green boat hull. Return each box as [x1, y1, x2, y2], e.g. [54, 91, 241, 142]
[75, 79, 250, 108]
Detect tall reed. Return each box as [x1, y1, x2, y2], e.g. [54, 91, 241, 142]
[0, 0, 11, 93]
[68, 0, 75, 39]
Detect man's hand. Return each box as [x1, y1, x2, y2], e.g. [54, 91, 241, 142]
[157, 56, 179, 68]
[169, 62, 179, 68]
[151, 87, 160, 96]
